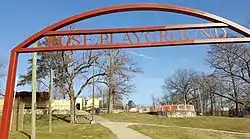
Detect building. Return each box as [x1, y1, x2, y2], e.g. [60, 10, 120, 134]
[0, 91, 50, 115]
[81, 97, 102, 110]
[15, 91, 49, 109]
[0, 91, 102, 115]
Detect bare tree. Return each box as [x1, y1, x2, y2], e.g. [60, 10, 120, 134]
[162, 69, 229, 115]
[194, 72, 246, 116]
[201, 74, 218, 115]
[151, 94, 157, 107]
[207, 43, 250, 115]
[162, 69, 197, 105]
[18, 37, 106, 124]
[96, 49, 141, 113]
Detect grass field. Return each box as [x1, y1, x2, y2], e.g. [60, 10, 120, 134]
[1, 114, 116, 139]
[129, 125, 250, 139]
[101, 113, 250, 133]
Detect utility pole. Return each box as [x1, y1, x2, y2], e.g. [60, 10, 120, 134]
[91, 60, 95, 122]
[49, 69, 53, 132]
[31, 42, 37, 139]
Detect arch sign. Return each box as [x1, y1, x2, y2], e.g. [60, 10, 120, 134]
[1, 4, 250, 138]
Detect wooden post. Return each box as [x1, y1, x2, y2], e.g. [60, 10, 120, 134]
[108, 51, 114, 113]
[15, 95, 20, 131]
[49, 69, 53, 132]
[20, 102, 25, 131]
[10, 78, 18, 131]
[31, 42, 37, 139]
[101, 87, 104, 109]
[91, 60, 95, 122]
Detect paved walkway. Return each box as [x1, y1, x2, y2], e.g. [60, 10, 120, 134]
[95, 116, 151, 139]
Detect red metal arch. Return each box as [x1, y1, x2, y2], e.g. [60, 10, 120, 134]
[1, 4, 250, 139]
[14, 3, 250, 51]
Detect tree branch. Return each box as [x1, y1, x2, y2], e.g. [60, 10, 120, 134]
[75, 72, 106, 99]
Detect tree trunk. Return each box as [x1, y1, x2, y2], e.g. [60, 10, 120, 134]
[70, 96, 75, 124]
[231, 74, 239, 116]
[205, 100, 208, 115]
[102, 91, 104, 108]
[108, 89, 114, 113]
[194, 88, 199, 113]
[235, 101, 239, 116]
[112, 93, 115, 108]
[213, 95, 216, 116]
[183, 89, 188, 105]
[210, 89, 214, 116]
[220, 93, 223, 116]
[227, 59, 239, 116]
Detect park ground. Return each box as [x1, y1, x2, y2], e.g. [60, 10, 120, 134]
[1, 115, 116, 139]
[1, 113, 250, 139]
[101, 113, 250, 139]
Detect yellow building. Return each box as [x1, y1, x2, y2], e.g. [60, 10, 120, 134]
[0, 91, 102, 115]
[81, 97, 101, 110]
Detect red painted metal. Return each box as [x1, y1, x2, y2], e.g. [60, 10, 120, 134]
[12, 4, 250, 52]
[0, 51, 18, 139]
[17, 38, 250, 53]
[45, 23, 228, 36]
[1, 3, 250, 139]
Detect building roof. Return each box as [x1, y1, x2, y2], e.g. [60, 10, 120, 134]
[15, 91, 49, 100]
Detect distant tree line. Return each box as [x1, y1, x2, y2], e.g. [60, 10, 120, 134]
[160, 42, 250, 116]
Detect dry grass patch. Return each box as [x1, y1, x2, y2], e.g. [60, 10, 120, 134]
[8, 114, 115, 139]
[129, 125, 250, 139]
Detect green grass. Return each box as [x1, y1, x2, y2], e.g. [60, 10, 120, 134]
[101, 113, 250, 133]
[3, 114, 116, 139]
[129, 125, 250, 139]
